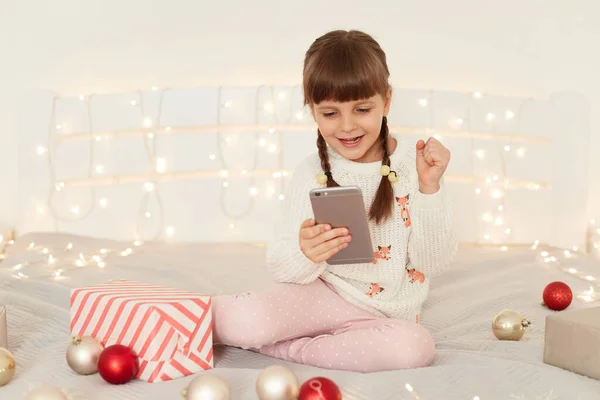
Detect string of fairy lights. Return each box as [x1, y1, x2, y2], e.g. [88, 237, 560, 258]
[40, 87, 550, 243]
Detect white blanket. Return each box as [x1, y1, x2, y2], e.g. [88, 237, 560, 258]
[1, 232, 599, 399]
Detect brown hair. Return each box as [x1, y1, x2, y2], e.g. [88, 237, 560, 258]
[304, 30, 394, 224]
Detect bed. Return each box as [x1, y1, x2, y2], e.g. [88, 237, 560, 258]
[1, 231, 600, 399]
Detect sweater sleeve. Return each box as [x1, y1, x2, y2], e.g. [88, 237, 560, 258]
[406, 178, 458, 279]
[265, 158, 329, 284]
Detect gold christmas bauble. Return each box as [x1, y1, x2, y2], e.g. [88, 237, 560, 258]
[256, 365, 299, 400]
[181, 373, 231, 400]
[492, 309, 531, 341]
[66, 335, 104, 375]
[24, 383, 69, 400]
[0, 347, 16, 387]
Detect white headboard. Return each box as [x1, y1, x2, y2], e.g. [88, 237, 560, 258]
[18, 86, 591, 250]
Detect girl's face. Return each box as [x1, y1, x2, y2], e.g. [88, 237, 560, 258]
[311, 89, 392, 163]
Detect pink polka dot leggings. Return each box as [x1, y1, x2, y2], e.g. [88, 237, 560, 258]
[212, 278, 435, 373]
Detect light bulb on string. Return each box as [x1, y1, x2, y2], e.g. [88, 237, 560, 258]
[36, 146, 47, 155]
[491, 189, 503, 199]
[156, 158, 166, 173]
[144, 182, 154, 192]
[143, 118, 152, 127]
[473, 92, 482, 99]
[504, 145, 511, 152]
[263, 102, 274, 112]
[486, 113, 495, 121]
[166, 226, 175, 237]
[418, 98, 427, 107]
[475, 149, 485, 159]
[209, 154, 216, 160]
[99, 198, 107, 208]
[95, 165, 104, 174]
[505, 110, 515, 120]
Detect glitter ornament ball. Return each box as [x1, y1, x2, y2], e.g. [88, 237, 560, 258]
[97, 344, 139, 385]
[24, 383, 69, 400]
[298, 377, 342, 400]
[0, 347, 16, 387]
[256, 365, 300, 400]
[66, 335, 104, 375]
[492, 309, 531, 341]
[181, 373, 231, 400]
[542, 281, 573, 311]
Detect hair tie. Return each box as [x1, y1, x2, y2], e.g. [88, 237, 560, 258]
[316, 172, 331, 184]
[380, 165, 399, 183]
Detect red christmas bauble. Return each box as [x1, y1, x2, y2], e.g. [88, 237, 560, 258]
[542, 281, 573, 311]
[97, 344, 139, 385]
[298, 377, 342, 400]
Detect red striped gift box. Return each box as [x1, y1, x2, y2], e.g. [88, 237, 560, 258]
[69, 280, 213, 382]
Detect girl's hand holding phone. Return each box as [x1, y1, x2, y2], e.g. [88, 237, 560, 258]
[298, 218, 352, 263]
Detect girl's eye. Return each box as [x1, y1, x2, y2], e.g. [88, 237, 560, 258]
[357, 108, 371, 113]
[323, 112, 336, 117]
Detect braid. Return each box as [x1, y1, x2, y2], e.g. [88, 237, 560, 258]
[368, 116, 395, 223]
[317, 131, 340, 187]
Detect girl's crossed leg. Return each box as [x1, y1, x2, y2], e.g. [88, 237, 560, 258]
[211, 278, 435, 373]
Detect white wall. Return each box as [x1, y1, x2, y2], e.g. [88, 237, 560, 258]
[2, 0, 599, 242]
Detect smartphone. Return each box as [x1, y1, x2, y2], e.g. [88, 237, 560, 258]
[309, 186, 374, 265]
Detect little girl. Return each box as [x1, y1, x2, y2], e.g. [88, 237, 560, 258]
[212, 29, 457, 373]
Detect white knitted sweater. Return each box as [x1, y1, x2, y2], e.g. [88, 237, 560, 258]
[266, 135, 457, 321]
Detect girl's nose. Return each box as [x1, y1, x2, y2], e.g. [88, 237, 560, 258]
[340, 116, 357, 134]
